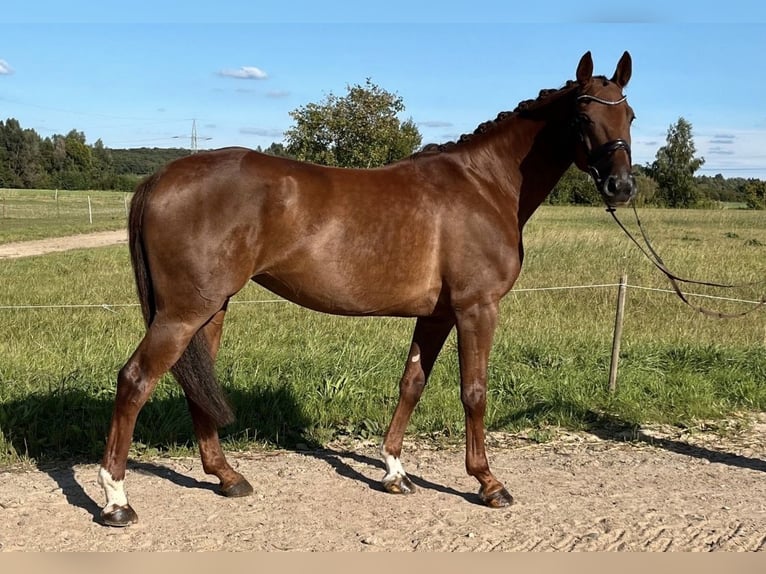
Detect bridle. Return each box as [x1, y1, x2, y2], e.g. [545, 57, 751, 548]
[574, 93, 632, 187]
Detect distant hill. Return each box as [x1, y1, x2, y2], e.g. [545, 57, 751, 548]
[109, 147, 192, 177]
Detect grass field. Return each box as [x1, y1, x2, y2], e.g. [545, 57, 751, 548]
[0, 188, 131, 243]
[0, 204, 764, 465]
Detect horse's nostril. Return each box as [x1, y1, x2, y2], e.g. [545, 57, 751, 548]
[603, 175, 635, 202]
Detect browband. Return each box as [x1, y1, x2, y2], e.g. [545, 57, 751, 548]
[576, 94, 627, 106]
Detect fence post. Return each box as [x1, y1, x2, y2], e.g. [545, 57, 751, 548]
[88, 195, 93, 224]
[608, 274, 628, 393]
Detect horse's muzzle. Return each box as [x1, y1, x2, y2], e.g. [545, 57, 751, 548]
[600, 172, 636, 207]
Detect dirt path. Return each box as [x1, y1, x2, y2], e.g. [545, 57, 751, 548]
[0, 230, 127, 259]
[1, 420, 765, 552]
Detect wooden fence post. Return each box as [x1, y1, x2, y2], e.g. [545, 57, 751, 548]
[608, 274, 628, 393]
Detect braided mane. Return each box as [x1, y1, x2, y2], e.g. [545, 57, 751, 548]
[416, 76, 610, 155]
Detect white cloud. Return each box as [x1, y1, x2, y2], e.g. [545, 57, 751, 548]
[418, 120, 453, 128]
[0, 59, 13, 75]
[218, 66, 268, 80]
[240, 127, 284, 138]
[632, 128, 766, 177]
[695, 128, 766, 178]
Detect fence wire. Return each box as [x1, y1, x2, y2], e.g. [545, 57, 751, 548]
[1, 282, 762, 311]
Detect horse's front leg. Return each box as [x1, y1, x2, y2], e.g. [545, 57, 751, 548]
[380, 316, 454, 494]
[455, 301, 513, 508]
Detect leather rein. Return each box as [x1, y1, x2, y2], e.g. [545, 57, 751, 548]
[576, 92, 765, 318]
[607, 204, 766, 319]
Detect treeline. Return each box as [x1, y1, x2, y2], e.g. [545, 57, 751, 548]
[0, 118, 190, 192]
[1, 117, 764, 208]
[546, 165, 765, 209]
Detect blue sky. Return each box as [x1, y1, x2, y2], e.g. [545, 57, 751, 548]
[3, 1, 766, 178]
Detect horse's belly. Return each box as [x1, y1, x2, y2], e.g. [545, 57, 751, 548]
[253, 266, 442, 317]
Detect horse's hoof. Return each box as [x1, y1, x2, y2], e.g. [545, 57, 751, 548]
[101, 504, 139, 527]
[221, 477, 254, 498]
[479, 486, 514, 508]
[382, 473, 416, 495]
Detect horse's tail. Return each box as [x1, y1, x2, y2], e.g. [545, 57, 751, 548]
[128, 174, 157, 329]
[128, 173, 235, 427]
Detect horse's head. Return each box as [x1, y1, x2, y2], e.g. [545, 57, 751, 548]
[572, 51, 636, 207]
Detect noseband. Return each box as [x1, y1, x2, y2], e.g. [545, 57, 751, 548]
[574, 94, 631, 184]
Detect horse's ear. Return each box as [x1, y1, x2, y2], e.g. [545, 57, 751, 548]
[576, 51, 593, 85]
[611, 51, 632, 88]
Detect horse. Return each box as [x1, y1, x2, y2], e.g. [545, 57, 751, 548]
[98, 50, 636, 526]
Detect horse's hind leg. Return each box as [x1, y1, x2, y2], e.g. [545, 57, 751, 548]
[380, 316, 454, 494]
[99, 313, 209, 526]
[187, 304, 253, 497]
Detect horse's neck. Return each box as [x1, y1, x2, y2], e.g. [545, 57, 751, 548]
[516, 118, 574, 225]
[459, 112, 574, 225]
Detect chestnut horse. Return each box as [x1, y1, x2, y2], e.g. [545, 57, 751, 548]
[98, 51, 636, 526]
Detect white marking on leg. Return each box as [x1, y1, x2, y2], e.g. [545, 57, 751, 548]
[384, 452, 406, 478]
[380, 444, 410, 490]
[98, 466, 128, 512]
[411, 353, 420, 363]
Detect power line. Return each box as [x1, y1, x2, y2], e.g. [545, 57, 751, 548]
[171, 119, 212, 153]
[0, 95, 193, 123]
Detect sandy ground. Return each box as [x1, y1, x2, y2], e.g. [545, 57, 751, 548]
[0, 229, 127, 259]
[1, 232, 765, 552]
[1, 422, 765, 552]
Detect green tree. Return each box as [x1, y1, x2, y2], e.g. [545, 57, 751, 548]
[262, 142, 293, 159]
[743, 178, 766, 210]
[0, 118, 46, 188]
[57, 130, 93, 189]
[647, 117, 705, 207]
[91, 139, 114, 188]
[547, 165, 601, 205]
[284, 78, 422, 168]
[632, 171, 659, 207]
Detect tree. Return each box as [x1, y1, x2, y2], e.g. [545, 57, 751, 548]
[647, 117, 705, 207]
[86, 139, 115, 189]
[284, 79, 422, 168]
[547, 165, 601, 205]
[49, 130, 92, 189]
[632, 172, 659, 207]
[0, 118, 45, 188]
[262, 142, 293, 159]
[743, 178, 766, 210]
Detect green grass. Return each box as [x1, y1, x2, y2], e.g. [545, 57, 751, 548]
[0, 205, 764, 466]
[0, 188, 130, 243]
